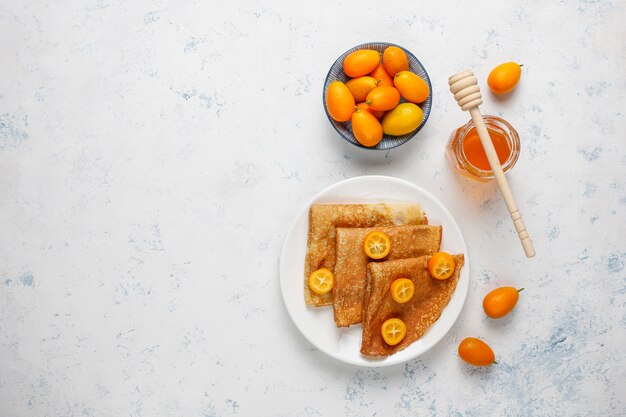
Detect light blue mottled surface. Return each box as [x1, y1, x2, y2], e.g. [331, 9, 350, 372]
[1, 0, 625, 416]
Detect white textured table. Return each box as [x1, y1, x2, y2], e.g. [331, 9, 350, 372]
[1, 1, 625, 416]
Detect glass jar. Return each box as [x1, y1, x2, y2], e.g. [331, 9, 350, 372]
[446, 115, 520, 181]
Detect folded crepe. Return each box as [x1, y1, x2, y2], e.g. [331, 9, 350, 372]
[360, 254, 464, 357]
[304, 203, 428, 307]
[333, 225, 442, 327]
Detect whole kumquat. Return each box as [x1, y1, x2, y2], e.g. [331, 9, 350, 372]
[369, 63, 394, 87]
[483, 287, 524, 319]
[346, 76, 379, 102]
[394, 71, 430, 104]
[356, 102, 385, 120]
[458, 337, 496, 366]
[487, 62, 522, 94]
[351, 109, 383, 147]
[382, 46, 409, 77]
[325, 81, 355, 122]
[381, 103, 423, 136]
[366, 86, 401, 111]
[343, 49, 381, 78]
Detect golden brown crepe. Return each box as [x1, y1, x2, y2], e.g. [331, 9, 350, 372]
[360, 254, 464, 357]
[304, 203, 427, 307]
[333, 225, 442, 327]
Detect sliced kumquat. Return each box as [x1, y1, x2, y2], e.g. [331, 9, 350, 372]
[381, 318, 407, 346]
[363, 231, 391, 259]
[390, 278, 415, 304]
[428, 252, 456, 280]
[308, 268, 334, 295]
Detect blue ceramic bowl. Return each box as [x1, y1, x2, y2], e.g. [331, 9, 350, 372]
[323, 42, 432, 150]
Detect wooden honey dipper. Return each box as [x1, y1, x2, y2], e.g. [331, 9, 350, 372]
[448, 69, 535, 258]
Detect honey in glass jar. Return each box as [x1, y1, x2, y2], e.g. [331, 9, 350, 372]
[446, 115, 520, 181]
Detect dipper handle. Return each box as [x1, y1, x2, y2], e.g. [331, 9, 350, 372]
[448, 70, 536, 258]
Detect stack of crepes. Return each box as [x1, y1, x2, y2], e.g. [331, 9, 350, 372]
[304, 203, 464, 357]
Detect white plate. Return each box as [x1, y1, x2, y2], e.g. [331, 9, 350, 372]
[279, 176, 469, 367]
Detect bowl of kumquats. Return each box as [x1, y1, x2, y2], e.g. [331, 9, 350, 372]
[323, 42, 432, 150]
